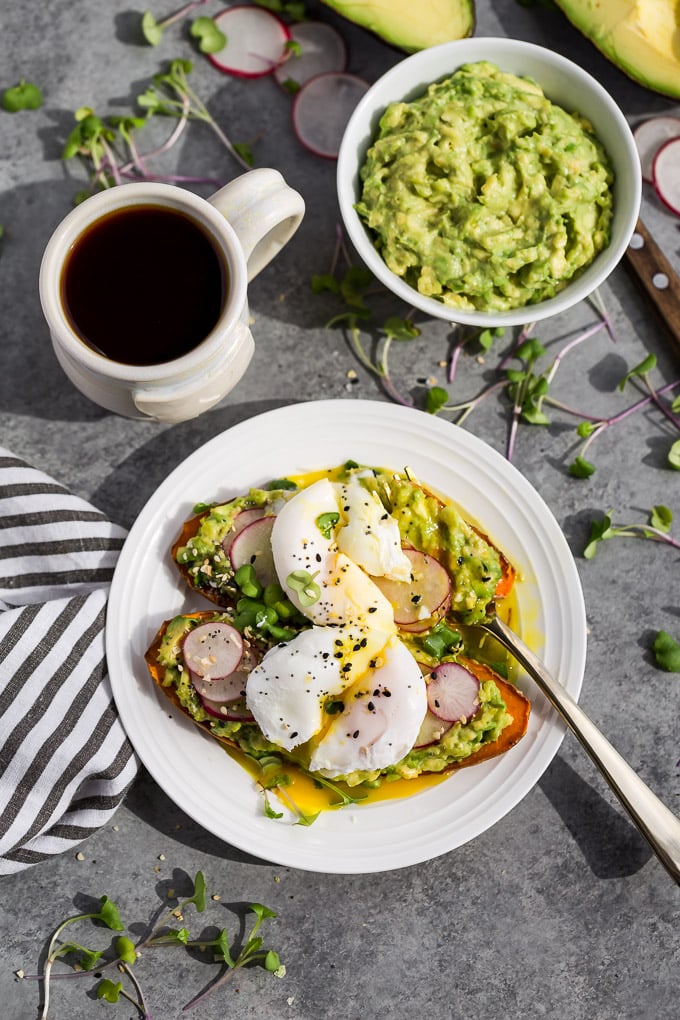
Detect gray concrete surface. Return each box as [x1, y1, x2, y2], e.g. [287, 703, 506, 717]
[1, 1, 679, 1017]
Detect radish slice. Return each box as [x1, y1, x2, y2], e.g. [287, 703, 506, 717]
[371, 548, 451, 629]
[274, 21, 347, 90]
[292, 72, 370, 159]
[183, 621, 243, 680]
[191, 666, 247, 702]
[208, 6, 290, 79]
[634, 116, 680, 183]
[222, 507, 266, 557]
[201, 695, 255, 722]
[653, 137, 680, 217]
[193, 644, 259, 703]
[229, 515, 278, 586]
[426, 662, 480, 723]
[413, 710, 453, 748]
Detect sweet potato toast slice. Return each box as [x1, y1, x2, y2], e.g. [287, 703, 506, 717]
[145, 616, 530, 772]
[144, 612, 241, 751]
[443, 657, 530, 771]
[170, 512, 230, 608]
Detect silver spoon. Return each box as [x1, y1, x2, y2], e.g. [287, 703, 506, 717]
[478, 612, 680, 886]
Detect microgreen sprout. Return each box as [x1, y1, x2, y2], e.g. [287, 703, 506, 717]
[63, 58, 253, 199]
[652, 631, 680, 673]
[254, 0, 308, 18]
[137, 58, 254, 170]
[2, 79, 43, 112]
[37, 896, 123, 1019]
[286, 569, 321, 606]
[583, 506, 680, 559]
[564, 359, 680, 476]
[23, 871, 282, 1018]
[182, 903, 281, 1011]
[617, 353, 680, 468]
[313, 234, 680, 476]
[141, 1, 211, 46]
[190, 16, 227, 54]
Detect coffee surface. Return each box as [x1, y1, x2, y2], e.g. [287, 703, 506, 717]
[61, 205, 227, 365]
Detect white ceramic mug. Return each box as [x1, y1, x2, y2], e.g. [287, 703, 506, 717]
[39, 170, 305, 422]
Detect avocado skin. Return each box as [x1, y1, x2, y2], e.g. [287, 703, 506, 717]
[319, 0, 474, 53]
[554, 0, 680, 100]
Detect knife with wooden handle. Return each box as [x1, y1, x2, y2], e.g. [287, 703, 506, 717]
[624, 218, 680, 356]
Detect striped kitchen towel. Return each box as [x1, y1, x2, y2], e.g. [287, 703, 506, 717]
[0, 449, 138, 874]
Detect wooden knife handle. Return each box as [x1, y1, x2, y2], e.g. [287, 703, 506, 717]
[624, 219, 680, 357]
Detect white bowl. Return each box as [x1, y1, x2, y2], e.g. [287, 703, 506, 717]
[337, 37, 641, 327]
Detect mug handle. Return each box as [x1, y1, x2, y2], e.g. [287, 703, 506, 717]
[209, 168, 305, 282]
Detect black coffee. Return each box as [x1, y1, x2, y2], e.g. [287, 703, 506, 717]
[60, 205, 228, 366]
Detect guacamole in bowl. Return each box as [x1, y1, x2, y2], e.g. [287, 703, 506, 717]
[337, 37, 641, 327]
[355, 61, 614, 313]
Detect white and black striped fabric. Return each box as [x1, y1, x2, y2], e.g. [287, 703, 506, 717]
[0, 450, 138, 874]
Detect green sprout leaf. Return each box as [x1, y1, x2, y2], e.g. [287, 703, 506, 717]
[650, 505, 673, 532]
[310, 273, 340, 295]
[150, 927, 191, 946]
[668, 438, 680, 471]
[249, 903, 277, 923]
[286, 569, 320, 607]
[115, 936, 137, 965]
[338, 265, 373, 311]
[652, 631, 680, 673]
[515, 336, 546, 363]
[266, 477, 298, 490]
[97, 978, 123, 1002]
[56, 942, 104, 971]
[263, 791, 284, 819]
[281, 77, 301, 94]
[618, 353, 657, 391]
[190, 16, 227, 53]
[233, 140, 255, 166]
[97, 896, 124, 931]
[184, 870, 207, 913]
[426, 386, 449, 414]
[583, 511, 614, 558]
[569, 455, 596, 479]
[381, 316, 420, 342]
[2, 80, 43, 112]
[478, 328, 494, 351]
[141, 11, 163, 45]
[284, 0, 307, 16]
[264, 949, 281, 971]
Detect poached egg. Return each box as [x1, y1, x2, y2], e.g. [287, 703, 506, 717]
[245, 473, 427, 775]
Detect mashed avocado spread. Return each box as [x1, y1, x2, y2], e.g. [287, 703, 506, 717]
[356, 61, 614, 311]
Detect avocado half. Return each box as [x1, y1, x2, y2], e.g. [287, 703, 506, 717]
[554, 0, 680, 99]
[319, 0, 474, 52]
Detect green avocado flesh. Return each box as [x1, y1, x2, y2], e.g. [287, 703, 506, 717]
[555, 0, 680, 100]
[356, 62, 614, 312]
[319, 0, 474, 52]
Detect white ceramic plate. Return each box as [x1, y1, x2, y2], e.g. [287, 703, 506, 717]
[107, 399, 586, 873]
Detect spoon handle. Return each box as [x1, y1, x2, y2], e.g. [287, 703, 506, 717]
[482, 614, 680, 885]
